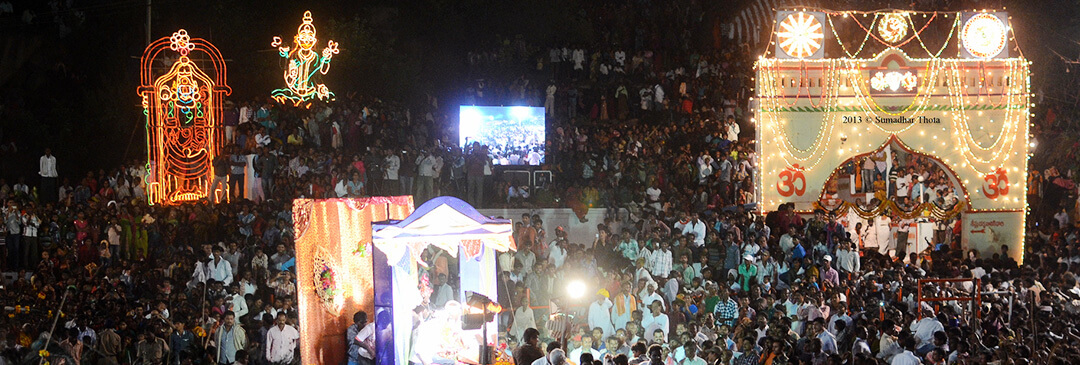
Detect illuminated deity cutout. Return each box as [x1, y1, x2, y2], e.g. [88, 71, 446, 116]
[138, 29, 231, 205]
[271, 11, 339, 108]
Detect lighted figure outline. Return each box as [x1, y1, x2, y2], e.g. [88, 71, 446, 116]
[138, 29, 231, 205]
[271, 11, 339, 108]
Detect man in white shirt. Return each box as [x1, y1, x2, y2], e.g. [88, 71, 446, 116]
[910, 311, 944, 348]
[266, 314, 300, 364]
[383, 149, 401, 194]
[875, 214, 892, 255]
[207, 246, 234, 285]
[1055, 209, 1070, 229]
[890, 337, 921, 365]
[645, 185, 662, 212]
[239, 101, 252, 125]
[687, 214, 707, 247]
[431, 273, 454, 308]
[516, 243, 537, 274]
[680, 343, 706, 365]
[572, 49, 585, 71]
[587, 294, 615, 339]
[416, 151, 438, 203]
[568, 336, 600, 363]
[895, 170, 911, 199]
[640, 301, 669, 342]
[650, 242, 673, 279]
[897, 218, 914, 256]
[639, 282, 664, 311]
[779, 227, 797, 254]
[548, 237, 567, 269]
[653, 84, 665, 110]
[835, 241, 861, 275]
[39, 148, 58, 203]
[225, 283, 249, 321]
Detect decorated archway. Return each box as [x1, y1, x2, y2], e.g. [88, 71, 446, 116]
[754, 9, 1030, 262]
[813, 136, 968, 255]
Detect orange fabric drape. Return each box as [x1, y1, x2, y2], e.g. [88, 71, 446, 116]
[295, 197, 414, 365]
[614, 293, 637, 316]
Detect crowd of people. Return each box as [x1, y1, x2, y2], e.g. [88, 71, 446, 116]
[1, 0, 1080, 365]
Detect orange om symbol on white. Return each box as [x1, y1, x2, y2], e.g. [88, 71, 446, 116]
[776, 164, 807, 197]
[982, 168, 1009, 199]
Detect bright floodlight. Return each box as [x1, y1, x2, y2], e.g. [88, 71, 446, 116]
[511, 106, 533, 120]
[567, 280, 587, 299]
[459, 106, 483, 146]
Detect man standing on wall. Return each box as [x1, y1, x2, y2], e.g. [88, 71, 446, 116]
[39, 148, 58, 203]
[466, 143, 487, 208]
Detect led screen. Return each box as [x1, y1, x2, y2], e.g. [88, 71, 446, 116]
[459, 106, 545, 166]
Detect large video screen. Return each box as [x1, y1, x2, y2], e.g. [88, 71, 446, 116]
[459, 106, 545, 166]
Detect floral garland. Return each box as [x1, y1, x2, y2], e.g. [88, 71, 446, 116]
[814, 190, 966, 220]
[492, 343, 514, 365]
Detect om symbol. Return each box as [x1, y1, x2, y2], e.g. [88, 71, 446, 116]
[776, 164, 807, 197]
[982, 168, 1009, 199]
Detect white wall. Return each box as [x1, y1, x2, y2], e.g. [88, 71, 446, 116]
[477, 208, 608, 247]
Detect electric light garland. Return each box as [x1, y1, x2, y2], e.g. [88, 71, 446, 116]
[961, 13, 1008, 59]
[756, 53, 1028, 175]
[878, 13, 909, 44]
[777, 12, 825, 58]
[270, 11, 339, 108]
[755, 11, 1029, 221]
[760, 8, 1028, 262]
[138, 29, 231, 205]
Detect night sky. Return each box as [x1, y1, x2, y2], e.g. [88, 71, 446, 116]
[0, 0, 1075, 177]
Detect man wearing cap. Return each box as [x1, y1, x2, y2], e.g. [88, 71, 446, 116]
[588, 293, 615, 339]
[736, 254, 757, 292]
[820, 255, 839, 288]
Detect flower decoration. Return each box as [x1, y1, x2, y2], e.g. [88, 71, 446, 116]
[193, 326, 207, 337]
[313, 248, 344, 316]
[39, 349, 50, 358]
[352, 241, 370, 258]
[493, 346, 514, 365]
[168, 29, 196, 56]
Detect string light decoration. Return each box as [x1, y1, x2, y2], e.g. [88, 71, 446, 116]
[777, 12, 825, 59]
[878, 13, 909, 44]
[961, 13, 1008, 59]
[756, 8, 1029, 263]
[271, 11, 339, 108]
[138, 29, 232, 205]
